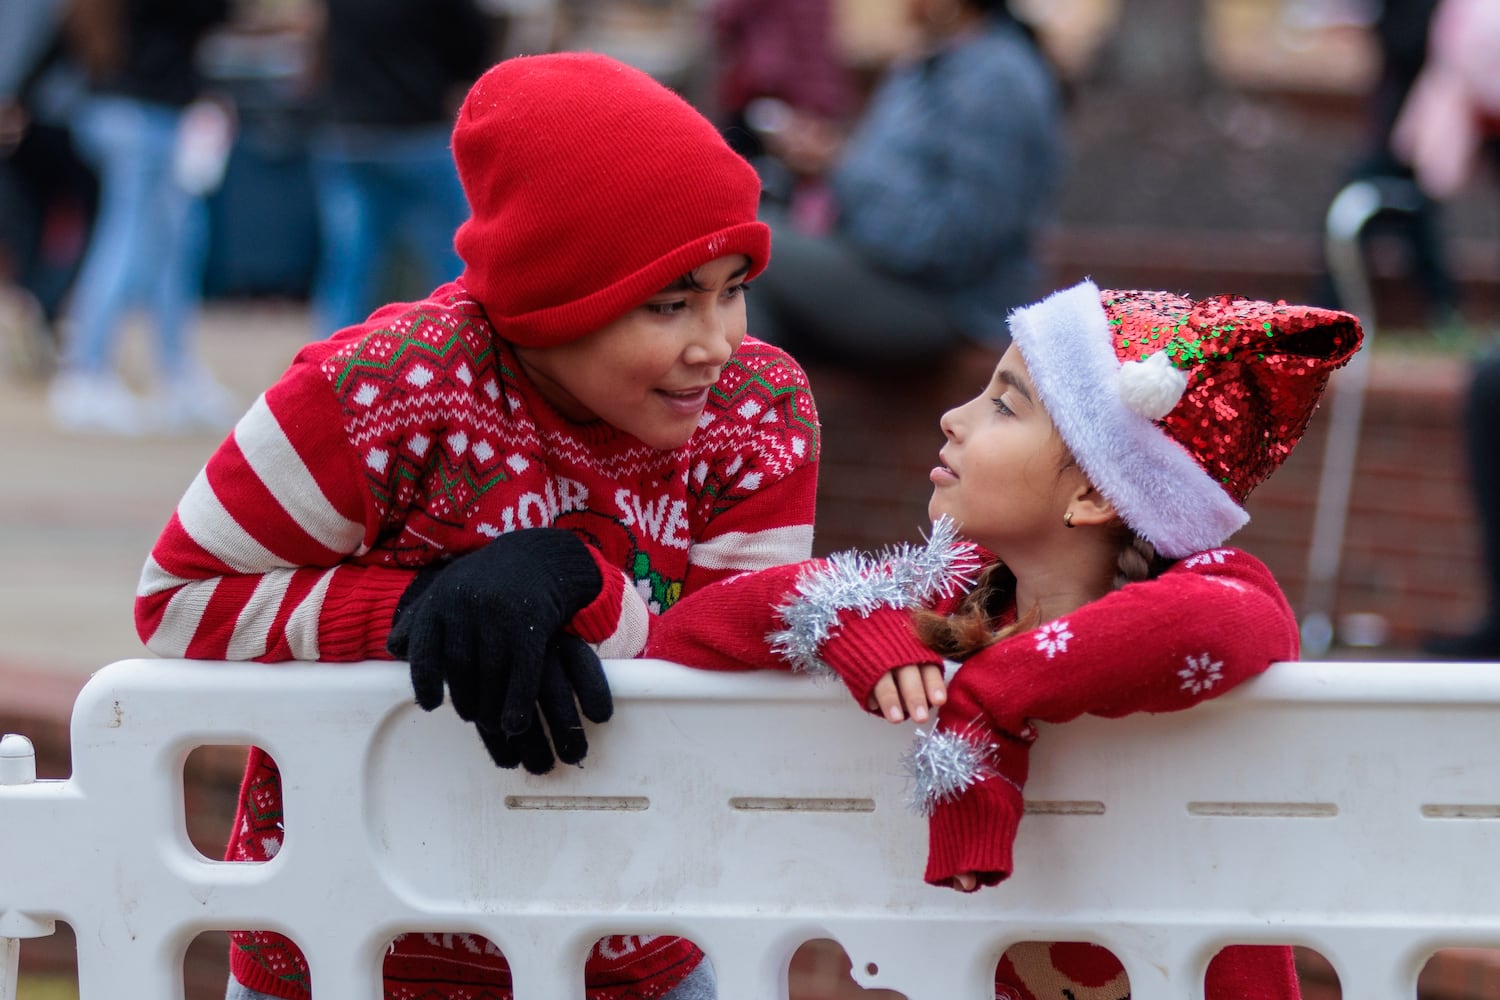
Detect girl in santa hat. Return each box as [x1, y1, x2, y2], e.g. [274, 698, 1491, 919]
[645, 279, 1362, 999]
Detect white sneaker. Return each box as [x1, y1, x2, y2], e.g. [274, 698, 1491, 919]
[48, 370, 149, 435]
[151, 366, 239, 433]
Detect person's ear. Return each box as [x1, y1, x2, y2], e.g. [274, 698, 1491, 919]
[1064, 484, 1116, 528]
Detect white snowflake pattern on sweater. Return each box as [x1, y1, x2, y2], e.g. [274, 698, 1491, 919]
[1182, 548, 1235, 568]
[594, 935, 660, 961]
[635, 578, 663, 614]
[1034, 619, 1072, 658]
[1178, 652, 1224, 693]
[418, 933, 497, 955]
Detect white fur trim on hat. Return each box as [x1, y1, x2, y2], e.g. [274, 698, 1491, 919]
[1007, 280, 1249, 558]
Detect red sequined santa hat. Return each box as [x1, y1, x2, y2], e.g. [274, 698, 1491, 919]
[451, 52, 770, 346]
[1007, 279, 1363, 558]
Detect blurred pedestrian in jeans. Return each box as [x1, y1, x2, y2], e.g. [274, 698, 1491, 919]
[306, 0, 491, 337]
[48, 0, 235, 434]
[745, 0, 1065, 367]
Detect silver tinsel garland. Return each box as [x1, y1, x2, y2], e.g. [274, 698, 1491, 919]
[902, 723, 998, 817]
[765, 515, 982, 679]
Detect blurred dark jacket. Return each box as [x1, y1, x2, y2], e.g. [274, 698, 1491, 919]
[69, 0, 229, 107]
[316, 0, 490, 127]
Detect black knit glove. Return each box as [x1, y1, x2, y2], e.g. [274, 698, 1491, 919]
[386, 528, 614, 773]
[471, 634, 612, 773]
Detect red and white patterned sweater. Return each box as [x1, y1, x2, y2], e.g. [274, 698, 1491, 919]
[644, 541, 1302, 1000]
[135, 281, 820, 1000]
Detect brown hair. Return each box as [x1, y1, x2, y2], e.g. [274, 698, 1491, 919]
[913, 528, 1172, 660]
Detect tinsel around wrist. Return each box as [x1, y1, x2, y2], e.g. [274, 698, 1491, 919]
[765, 515, 981, 679]
[902, 721, 1005, 817]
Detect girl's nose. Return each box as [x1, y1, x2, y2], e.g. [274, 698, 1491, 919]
[939, 406, 960, 440]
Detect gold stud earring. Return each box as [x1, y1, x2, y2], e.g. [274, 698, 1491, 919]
[1064, 511, 1075, 528]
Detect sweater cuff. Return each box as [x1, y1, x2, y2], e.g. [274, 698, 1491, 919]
[568, 543, 627, 645]
[320, 567, 415, 660]
[821, 606, 942, 710]
[923, 768, 1024, 887]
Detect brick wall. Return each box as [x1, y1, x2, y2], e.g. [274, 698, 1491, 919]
[1241, 352, 1485, 646]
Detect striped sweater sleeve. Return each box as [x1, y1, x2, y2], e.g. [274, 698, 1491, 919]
[134, 369, 411, 662]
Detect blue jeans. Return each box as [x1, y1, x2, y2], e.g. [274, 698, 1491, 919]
[64, 95, 207, 378]
[225, 954, 718, 999]
[309, 124, 468, 336]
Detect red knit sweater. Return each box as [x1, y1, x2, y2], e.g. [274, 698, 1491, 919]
[644, 542, 1302, 1000]
[135, 281, 820, 1000]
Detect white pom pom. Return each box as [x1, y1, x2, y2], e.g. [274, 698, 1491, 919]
[1117, 350, 1188, 420]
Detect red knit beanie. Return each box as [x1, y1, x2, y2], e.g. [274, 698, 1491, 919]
[452, 52, 771, 346]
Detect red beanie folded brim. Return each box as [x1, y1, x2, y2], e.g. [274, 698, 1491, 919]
[486, 221, 770, 346]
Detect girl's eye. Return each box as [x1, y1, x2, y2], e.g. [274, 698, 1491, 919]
[645, 300, 687, 316]
[724, 282, 749, 300]
[991, 396, 1014, 416]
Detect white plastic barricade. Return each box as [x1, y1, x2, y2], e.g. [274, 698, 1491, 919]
[2, 657, 1499, 1000]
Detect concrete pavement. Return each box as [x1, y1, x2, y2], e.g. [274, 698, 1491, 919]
[0, 301, 312, 688]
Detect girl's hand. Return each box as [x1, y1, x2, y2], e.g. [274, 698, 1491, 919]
[866, 664, 947, 723]
[947, 873, 981, 893]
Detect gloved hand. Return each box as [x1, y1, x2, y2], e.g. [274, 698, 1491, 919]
[473, 634, 613, 773]
[387, 528, 615, 772]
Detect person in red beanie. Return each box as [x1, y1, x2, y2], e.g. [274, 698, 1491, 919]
[134, 51, 820, 1000]
[645, 279, 1363, 999]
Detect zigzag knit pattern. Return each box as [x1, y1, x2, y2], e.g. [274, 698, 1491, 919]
[317, 284, 819, 573]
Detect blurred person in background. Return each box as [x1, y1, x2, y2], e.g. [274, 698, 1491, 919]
[1427, 351, 1500, 659]
[743, 0, 1065, 367]
[306, 0, 492, 338]
[0, 0, 98, 377]
[46, 0, 235, 434]
[1395, 0, 1500, 658]
[1391, 0, 1500, 201]
[1320, 0, 1463, 330]
[708, 0, 855, 162]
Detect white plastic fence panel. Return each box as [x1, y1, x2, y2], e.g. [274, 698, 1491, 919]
[2, 657, 1499, 1000]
